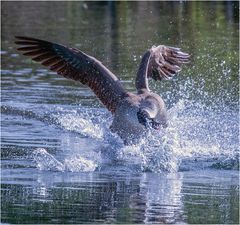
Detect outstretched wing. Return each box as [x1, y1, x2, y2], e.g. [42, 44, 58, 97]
[15, 36, 127, 113]
[135, 45, 190, 91]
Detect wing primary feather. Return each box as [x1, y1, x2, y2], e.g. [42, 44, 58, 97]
[17, 46, 42, 51]
[15, 36, 127, 113]
[32, 52, 55, 62]
[136, 45, 190, 91]
[15, 41, 39, 46]
[15, 36, 43, 41]
[50, 60, 66, 71]
[42, 56, 61, 66]
[23, 49, 48, 56]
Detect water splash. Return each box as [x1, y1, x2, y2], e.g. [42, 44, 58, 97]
[114, 99, 238, 172]
[56, 113, 103, 139]
[33, 148, 65, 171]
[3, 99, 238, 173]
[33, 148, 97, 172]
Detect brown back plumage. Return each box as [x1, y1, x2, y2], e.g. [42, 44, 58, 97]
[15, 36, 127, 113]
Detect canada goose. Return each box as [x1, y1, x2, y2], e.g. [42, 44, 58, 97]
[15, 36, 190, 144]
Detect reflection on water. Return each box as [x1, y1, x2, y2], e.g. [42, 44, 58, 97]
[1, 169, 239, 224]
[1, 1, 239, 224]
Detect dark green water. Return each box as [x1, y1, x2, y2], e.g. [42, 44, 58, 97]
[1, 1, 239, 224]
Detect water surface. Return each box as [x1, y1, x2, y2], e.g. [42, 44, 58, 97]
[1, 1, 239, 224]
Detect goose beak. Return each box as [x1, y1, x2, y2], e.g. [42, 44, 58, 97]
[137, 109, 161, 130]
[137, 109, 149, 128]
[150, 120, 161, 130]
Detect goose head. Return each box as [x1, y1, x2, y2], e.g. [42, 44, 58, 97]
[137, 93, 168, 131]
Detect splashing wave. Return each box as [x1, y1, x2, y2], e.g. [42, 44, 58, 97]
[11, 98, 236, 173]
[33, 148, 97, 172]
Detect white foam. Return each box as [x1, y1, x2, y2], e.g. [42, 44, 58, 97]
[33, 148, 97, 172]
[64, 155, 97, 172]
[57, 113, 103, 139]
[32, 98, 238, 173]
[33, 148, 65, 171]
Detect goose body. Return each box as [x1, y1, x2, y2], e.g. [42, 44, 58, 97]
[110, 91, 168, 144]
[15, 36, 190, 144]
